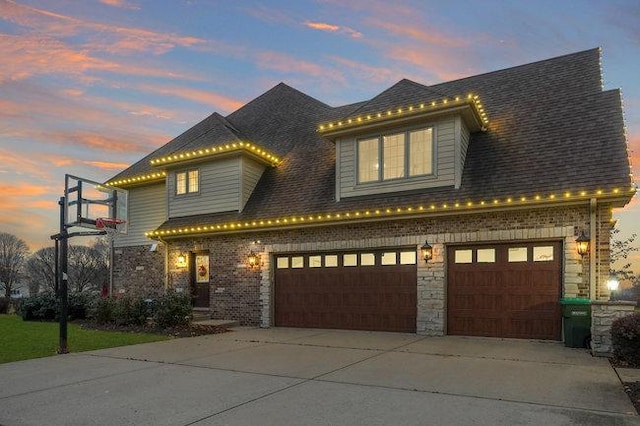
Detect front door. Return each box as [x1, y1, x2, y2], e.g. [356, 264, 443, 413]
[191, 252, 210, 308]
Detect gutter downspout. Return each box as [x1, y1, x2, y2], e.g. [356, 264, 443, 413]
[589, 198, 597, 300]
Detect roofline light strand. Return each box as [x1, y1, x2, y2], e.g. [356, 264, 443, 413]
[145, 186, 634, 238]
[317, 94, 488, 133]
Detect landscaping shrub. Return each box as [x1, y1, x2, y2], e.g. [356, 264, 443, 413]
[92, 297, 116, 324]
[68, 292, 97, 320]
[0, 297, 9, 314]
[611, 312, 640, 367]
[19, 293, 58, 321]
[154, 291, 192, 328]
[112, 296, 150, 327]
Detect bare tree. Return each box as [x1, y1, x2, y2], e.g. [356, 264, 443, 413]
[610, 227, 638, 283]
[24, 247, 57, 294]
[67, 243, 108, 293]
[0, 232, 29, 298]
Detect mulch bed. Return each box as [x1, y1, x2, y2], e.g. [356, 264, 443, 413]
[77, 321, 230, 338]
[610, 358, 640, 415]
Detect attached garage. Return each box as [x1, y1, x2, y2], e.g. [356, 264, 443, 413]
[274, 249, 417, 332]
[447, 242, 562, 340]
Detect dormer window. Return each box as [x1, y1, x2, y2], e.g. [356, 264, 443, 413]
[176, 169, 199, 195]
[357, 127, 433, 183]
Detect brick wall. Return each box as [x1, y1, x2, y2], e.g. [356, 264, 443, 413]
[113, 244, 165, 297]
[113, 202, 614, 335]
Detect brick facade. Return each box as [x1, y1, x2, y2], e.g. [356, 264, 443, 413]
[113, 203, 614, 335]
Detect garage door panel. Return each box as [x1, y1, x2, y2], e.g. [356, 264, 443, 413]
[448, 242, 561, 340]
[275, 250, 417, 332]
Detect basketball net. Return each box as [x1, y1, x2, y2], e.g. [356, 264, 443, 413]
[95, 218, 126, 243]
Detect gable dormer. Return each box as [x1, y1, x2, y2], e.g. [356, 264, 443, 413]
[148, 114, 281, 219]
[319, 80, 487, 200]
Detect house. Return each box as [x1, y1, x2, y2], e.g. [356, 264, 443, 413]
[107, 48, 635, 340]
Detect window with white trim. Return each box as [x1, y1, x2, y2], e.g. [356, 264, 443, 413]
[176, 169, 199, 195]
[357, 127, 433, 183]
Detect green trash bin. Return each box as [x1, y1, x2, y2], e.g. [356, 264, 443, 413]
[560, 298, 591, 348]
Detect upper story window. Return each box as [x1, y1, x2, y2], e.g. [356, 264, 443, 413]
[357, 127, 433, 183]
[176, 169, 199, 195]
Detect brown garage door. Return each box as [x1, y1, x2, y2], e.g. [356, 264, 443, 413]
[447, 242, 562, 340]
[275, 250, 417, 332]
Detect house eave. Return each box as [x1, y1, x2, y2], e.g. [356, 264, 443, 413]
[146, 187, 635, 240]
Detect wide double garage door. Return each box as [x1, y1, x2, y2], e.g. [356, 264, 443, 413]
[448, 242, 562, 340]
[274, 250, 417, 332]
[274, 242, 562, 339]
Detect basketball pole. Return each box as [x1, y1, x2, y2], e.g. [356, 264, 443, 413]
[57, 197, 69, 354]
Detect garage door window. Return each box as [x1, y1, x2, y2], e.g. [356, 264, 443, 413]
[508, 247, 528, 262]
[344, 254, 358, 266]
[454, 249, 473, 263]
[309, 256, 322, 267]
[276, 257, 289, 269]
[361, 253, 375, 266]
[400, 251, 416, 265]
[477, 248, 496, 263]
[325, 255, 338, 267]
[381, 252, 397, 265]
[291, 256, 304, 268]
[533, 246, 554, 262]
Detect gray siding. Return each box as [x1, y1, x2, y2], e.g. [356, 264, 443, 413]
[240, 157, 265, 211]
[114, 182, 166, 247]
[168, 157, 240, 218]
[456, 118, 471, 188]
[337, 117, 456, 199]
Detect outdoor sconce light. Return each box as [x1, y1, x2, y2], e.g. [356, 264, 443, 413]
[575, 232, 590, 257]
[176, 253, 187, 268]
[420, 240, 433, 263]
[247, 251, 260, 268]
[607, 276, 619, 292]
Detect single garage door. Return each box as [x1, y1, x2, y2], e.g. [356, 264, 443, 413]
[447, 241, 562, 340]
[275, 249, 417, 332]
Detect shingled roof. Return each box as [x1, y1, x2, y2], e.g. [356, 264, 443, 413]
[110, 49, 634, 235]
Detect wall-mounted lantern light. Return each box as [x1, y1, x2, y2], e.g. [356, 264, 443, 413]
[176, 253, 187, 268]
[247, 251, 260, 268]
[575, 232, 590, 257]
[607, 276, 619, 292]
[420, 240, 433, 263]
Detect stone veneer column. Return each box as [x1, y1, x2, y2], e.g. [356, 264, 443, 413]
[417, 242, 445, 335]
[590, 301, 636, 357]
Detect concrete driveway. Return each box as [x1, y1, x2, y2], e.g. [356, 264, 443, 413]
[0, 327, 637, 425]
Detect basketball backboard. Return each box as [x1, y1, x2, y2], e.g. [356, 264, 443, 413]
[64, 174, 128, 234]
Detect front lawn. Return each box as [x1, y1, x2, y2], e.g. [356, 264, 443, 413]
[0, 314, 169, 364]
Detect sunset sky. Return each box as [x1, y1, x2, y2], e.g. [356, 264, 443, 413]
[1, 0, 638, 268]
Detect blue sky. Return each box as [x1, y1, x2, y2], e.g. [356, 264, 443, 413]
[1, 0, 638, 268]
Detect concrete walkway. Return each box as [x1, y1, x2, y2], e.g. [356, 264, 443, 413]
[0, 327, 638, 425]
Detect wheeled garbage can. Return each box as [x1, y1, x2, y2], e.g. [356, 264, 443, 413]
[560, 297, 591, 348]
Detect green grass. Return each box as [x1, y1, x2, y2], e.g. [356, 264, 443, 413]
[0, 314, 169, 364]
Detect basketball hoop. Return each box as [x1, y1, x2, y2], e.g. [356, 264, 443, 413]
[96, 217, 126, 242]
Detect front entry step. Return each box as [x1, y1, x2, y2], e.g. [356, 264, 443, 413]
[192, 309, 211, 322]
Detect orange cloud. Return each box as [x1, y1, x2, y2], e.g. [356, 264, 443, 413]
[304, 21, 362, 38]
[255, 51, 346, 83]
[99, 0, 140, 10]
[0, 182, 50, 197]
[3, 1, 204, 55]
[329, 55, 400, 84]
[136, 83, 244, 113]
[368, 19, 468, 48]
[83, 161, 131, 170]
